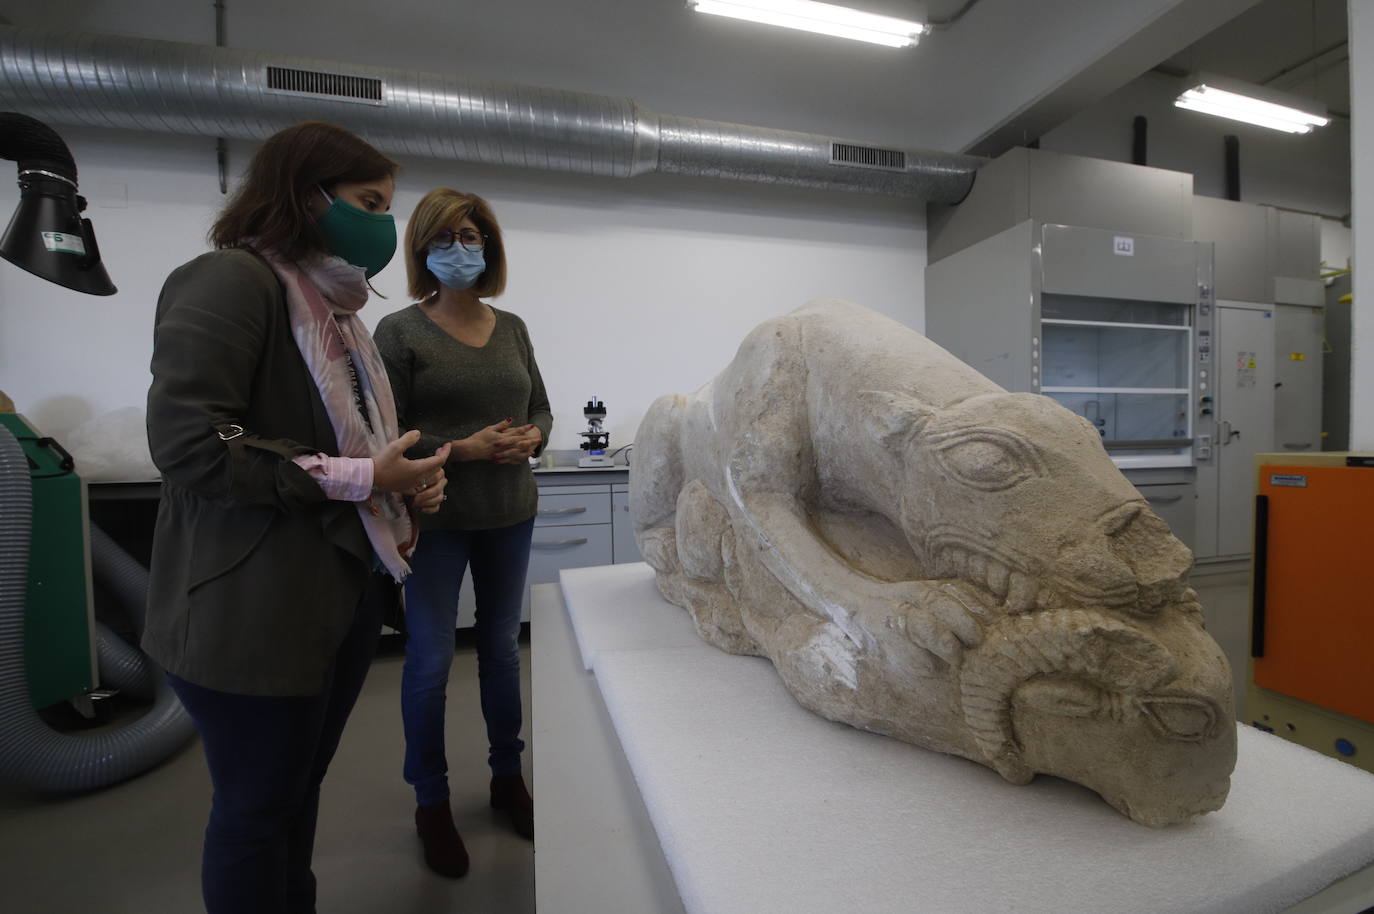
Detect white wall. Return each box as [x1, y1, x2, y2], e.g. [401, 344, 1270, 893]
[1350, 0, 1373, 450]
[2, 2, 1354, 454]
[0, 127, 925, 451]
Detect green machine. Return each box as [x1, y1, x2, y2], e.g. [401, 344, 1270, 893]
[0, 412, 96, 708]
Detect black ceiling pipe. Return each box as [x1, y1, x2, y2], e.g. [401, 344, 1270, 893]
[1224, 135, 1241, 201]
[1132, 116, 1147, 166]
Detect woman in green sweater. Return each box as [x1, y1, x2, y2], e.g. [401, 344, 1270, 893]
[373, 188, 551, 877]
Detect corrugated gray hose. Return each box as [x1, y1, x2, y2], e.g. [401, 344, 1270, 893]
[91, 524, 155, 701]
[93, 617, 155, 701]
[0, 425, 194, 792]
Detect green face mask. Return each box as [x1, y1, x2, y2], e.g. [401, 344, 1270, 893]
[316, 187, 397, 278]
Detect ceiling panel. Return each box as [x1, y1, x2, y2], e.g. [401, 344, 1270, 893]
[0, 0, 1276, 156]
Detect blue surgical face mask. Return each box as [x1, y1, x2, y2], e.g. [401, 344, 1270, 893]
[426, 243, 486, 290]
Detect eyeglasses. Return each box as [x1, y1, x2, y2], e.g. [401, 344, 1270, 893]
[432, 228, 487, 252]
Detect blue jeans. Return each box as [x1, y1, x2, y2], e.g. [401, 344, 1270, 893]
[401, 517, 534, 806]
[168, 571, 393, 914]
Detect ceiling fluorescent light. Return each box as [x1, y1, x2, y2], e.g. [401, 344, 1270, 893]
[689, 0, 925, 48]
[1174, 75, 1329, 135]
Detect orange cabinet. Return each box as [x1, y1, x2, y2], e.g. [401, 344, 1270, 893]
[1248, 452, 1374, 770]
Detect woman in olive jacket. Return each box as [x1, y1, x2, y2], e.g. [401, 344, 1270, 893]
[143, 121, 449, 914]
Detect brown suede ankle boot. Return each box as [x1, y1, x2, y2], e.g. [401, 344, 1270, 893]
[490, 773, 534, 840]
[415, 801, 469, 877]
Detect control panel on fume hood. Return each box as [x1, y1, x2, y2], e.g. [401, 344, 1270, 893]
[1193, 281, 1216, 464]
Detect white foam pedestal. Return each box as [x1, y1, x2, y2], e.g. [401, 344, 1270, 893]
[532, 564, 1374, 914]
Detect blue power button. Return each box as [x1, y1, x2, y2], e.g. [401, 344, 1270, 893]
[1335, 738, 1357, 757]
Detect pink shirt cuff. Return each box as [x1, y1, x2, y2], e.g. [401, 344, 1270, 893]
[291, 453, 375, 502]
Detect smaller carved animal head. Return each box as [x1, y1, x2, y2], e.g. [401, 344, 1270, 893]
[960, 609, 1236, 827]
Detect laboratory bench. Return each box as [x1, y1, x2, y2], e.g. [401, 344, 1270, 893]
[86, 460, 641, 629]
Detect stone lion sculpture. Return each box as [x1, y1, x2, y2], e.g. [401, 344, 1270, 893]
[630, 299, 1236, 828]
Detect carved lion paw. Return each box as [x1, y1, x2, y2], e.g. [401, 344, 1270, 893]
[877, 579, 991, 667]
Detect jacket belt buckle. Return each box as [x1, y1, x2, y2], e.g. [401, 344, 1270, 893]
[215, 423, 245, 441]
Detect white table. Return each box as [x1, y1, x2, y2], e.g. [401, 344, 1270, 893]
[532, 565, 1374, 914]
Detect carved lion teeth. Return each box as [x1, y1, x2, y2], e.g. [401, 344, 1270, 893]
[986, 562, 1010, 599]
[936, 544, 1038, 613]
[1005, 572, 1038, 612]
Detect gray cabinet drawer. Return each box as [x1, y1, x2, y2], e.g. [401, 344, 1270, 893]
[536, 488, 611, 527]
[528, 524, 613, 584]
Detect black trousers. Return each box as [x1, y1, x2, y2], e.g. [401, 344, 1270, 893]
[168, 571, 394, 914]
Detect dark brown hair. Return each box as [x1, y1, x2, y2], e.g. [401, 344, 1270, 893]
[210, 121, 398, 261]
[404, 188, 507, 301]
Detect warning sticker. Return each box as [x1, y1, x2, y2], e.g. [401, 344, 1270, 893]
[40, 231, 86, 255]
[1237, 351, 1257, 388]
[1269, 474, 1307, 487]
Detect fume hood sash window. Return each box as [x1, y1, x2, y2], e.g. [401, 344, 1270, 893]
[1039, 293, 1193, 458]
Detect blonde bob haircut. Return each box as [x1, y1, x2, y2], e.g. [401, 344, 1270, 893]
[404, 188, 507, 301]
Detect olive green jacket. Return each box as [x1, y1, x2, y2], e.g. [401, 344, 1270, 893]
[141, 249, 379, 696]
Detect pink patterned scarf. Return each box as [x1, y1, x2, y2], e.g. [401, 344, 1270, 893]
[253, 246, 416, 581]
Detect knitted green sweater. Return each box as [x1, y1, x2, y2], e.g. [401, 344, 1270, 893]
[374, 304, 553, 531]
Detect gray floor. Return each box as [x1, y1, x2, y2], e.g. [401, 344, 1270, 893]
[0, 641, 535, 914]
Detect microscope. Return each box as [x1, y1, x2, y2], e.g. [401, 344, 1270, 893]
[577, 397, 613, 468]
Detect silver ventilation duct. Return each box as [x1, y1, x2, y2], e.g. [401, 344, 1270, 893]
[0, 26, 978, 202]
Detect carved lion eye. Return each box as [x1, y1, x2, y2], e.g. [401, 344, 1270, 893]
[930, 428, 1045, 492]
[1138, 697, 1216, 742]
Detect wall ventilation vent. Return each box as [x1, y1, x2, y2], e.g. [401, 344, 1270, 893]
[266, 66, 384, 104]
[831, 142, 906, 171]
